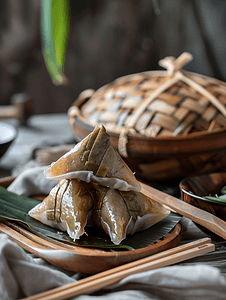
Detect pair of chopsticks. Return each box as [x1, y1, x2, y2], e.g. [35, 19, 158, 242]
[22, 237, 214, 300]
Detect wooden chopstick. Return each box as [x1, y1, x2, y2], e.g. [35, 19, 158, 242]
[21, 238, 214, 300]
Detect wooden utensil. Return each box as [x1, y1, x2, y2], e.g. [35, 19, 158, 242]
[140, 181, 226, 240]
[21, 238, 214, 300]
[0, 220, 182, 274]
[0, 176, 183, 274]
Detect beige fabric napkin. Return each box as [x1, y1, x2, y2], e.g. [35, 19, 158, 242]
[7, 165, 57, 196]
[0, 234, 75, 300]
[1, 233, 226, 300]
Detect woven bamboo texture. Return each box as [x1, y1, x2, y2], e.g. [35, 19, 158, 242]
[68, 53, 226, 181]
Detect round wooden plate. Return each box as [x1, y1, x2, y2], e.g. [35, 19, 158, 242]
[0, 176, 182, 274]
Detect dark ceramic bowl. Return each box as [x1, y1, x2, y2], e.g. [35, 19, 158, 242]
[180, 172, 226, 238]
[0, 122, 17, 159]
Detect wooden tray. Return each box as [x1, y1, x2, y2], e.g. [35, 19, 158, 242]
[0, 176, 182, 274]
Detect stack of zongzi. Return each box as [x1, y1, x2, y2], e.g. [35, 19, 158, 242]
[29, 125, 169, 245]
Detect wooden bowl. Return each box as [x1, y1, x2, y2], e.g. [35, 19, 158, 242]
[180, 172, 226, 238]
[0, 122, 17, 159]
[68, 53, 226, 182]
[0, 176, 182, 274]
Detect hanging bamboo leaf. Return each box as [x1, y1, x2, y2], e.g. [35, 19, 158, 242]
[40, 0, 70, 85]
[0, 187, 181, 251]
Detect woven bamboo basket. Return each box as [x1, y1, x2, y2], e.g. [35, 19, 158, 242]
[68, 53, 226, 182]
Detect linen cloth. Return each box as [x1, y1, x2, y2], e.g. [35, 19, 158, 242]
[1, 232, 226, 300]
[7, 165, 57, 196]
[1, 166, 226, 299]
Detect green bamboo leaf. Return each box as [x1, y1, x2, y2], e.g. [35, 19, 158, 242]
[205, 195, 226, 203]
[40, 0, 70, 85]
[52, 0, 70, 69]
[0, 187, 181, 251]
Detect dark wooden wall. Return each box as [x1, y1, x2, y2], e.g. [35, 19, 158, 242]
[0, 0, 225, 114]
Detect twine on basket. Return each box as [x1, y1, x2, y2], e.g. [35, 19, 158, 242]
[118, 52, 226, 157]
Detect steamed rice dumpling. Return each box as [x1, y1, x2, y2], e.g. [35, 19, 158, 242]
[29, 179, 95, 240]
[29, 125, 170, 244]
[45, 125, 141, 192]
[91, 185, 169, 244]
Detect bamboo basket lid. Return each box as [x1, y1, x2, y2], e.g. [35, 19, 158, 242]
[69, 53, 226, 158]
